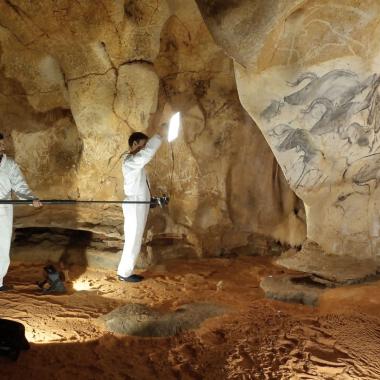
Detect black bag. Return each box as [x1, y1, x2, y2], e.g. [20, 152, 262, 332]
[0, 319, 30, 360]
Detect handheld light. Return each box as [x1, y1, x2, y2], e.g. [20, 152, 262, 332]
[168, 112, 180, 142]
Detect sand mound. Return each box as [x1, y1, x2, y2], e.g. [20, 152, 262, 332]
[260, 274, 327, 305]
[100, 303, 226, 337]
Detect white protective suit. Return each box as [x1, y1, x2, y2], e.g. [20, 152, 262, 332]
[0, 154, 36, 287]
[117, 134, 162, 278]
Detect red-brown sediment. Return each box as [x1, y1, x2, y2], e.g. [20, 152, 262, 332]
[1, 256, 379, 379]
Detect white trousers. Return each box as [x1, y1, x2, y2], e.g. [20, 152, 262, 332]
[117, 198, 149, 277]
[0, 205, 13, 287]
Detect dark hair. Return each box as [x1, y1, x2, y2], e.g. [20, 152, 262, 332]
[0, 133, 3, 140]
[128, 132, 148, 147]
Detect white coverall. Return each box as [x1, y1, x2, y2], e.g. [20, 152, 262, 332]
[117, 135, 162, 278]
[0, 154, 36, 287]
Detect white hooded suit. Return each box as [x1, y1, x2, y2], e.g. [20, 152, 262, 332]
[0, 154, 36, 287]
[117, 135, 162, 278]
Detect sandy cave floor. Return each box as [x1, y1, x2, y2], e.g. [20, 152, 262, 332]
[0, 255, 380, 379]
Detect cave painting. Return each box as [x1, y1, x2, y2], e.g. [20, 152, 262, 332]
[261, 69, 380, 190]
[344, 153, 380, 189]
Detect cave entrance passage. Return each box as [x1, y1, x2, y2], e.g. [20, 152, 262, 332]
[12, 227, 122, 273]
[13, 227, 93, 268]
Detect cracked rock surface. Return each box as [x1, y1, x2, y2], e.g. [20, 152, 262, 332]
[196, 0, 380, 260]
[1, 0, 304, 261]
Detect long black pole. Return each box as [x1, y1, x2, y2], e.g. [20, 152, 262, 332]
[0, 199, 155, 205]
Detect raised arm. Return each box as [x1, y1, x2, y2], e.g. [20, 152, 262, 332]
[124, 103, 175, 170]
[123, 134, 162, 170]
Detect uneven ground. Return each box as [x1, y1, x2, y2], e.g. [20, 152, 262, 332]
[1, 255, 380, 379]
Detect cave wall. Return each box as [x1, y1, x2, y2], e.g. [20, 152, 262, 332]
[195, 0, 380, 259]
[0, 0, 304, 258]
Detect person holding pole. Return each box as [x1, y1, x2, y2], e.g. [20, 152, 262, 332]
[117, 104, 174, 283]
[0, 133, 42, 291]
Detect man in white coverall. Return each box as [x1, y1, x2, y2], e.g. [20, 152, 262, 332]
[0, 133, 42, 291]
[117, 106, 172, 283]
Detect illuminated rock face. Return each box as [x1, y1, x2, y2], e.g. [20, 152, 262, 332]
[196, 0, 380, 259]
[0, 0, 303, 258]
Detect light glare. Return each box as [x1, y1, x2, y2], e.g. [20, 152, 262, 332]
[73, 279, 92, 291]
[168, 112, 180, 142]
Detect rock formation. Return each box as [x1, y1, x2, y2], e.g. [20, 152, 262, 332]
[0, 0, 304, 263]
[196, 0, 380, 261]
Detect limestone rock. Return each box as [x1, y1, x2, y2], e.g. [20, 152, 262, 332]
[114, 63, 159, 131]
[195, 0, 380, 260]
[260, 274, 326, 306]
[277, 242, 380, 285]
[99, 302, 226, 336]
[0, 0, 303, 262]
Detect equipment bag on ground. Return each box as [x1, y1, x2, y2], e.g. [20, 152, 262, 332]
[0, 319, 30, 360]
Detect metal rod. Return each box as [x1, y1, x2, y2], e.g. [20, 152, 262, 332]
[0, 199, 154, 205]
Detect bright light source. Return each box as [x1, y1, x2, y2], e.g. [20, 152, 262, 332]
[168, 112, 180, 142]
[73, 279, 92, 291]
